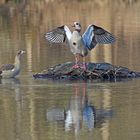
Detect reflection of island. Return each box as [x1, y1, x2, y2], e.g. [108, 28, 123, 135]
[46, 82, 113, 134]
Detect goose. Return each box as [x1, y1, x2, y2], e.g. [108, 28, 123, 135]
[0, 50, 25, 78]
[45, 22, 116, 69]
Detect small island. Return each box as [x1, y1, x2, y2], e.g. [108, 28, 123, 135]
[33, 62, 140, 81]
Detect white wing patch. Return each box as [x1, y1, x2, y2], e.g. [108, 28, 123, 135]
[64, 25, 72, 41]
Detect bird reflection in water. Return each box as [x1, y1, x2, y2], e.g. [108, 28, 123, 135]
[46, 82, 113, 134]
[65, 82, 95, 132]
[0, 77, 20, 85]
[0, 78, 23, 102]
[65, 83, 113, 133]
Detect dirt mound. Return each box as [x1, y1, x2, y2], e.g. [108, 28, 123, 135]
[33, 62, 140, 81]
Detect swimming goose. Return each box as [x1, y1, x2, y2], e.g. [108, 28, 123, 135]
[0, 50, 25, 78]
[45, 22, 116, 69]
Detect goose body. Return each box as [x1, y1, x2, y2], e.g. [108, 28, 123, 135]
[69, 30, 88, 57]
[45, 22, 116, 69]
[0, 50, 25, 78]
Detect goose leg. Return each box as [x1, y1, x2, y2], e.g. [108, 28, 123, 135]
[72, 54, 80, 69]
[81, 56, 87, 70]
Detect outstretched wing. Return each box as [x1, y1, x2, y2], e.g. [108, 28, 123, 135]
[45, 25, 72, 44]
[0, 64, 14, 71]
[82, 25, 116, 50]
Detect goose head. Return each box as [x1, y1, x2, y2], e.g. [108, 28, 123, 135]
[17, 50, 25, 55]
[72, 22, 81, 32]
[16, 50, 25, 59]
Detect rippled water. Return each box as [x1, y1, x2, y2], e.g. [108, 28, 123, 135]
[0, 1, 140, 140]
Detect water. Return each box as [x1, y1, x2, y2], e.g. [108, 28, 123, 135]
[0, 0, 140, 140]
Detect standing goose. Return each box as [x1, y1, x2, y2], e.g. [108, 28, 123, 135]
[0, 50, 25, 78]
[45, 22, 116, 69]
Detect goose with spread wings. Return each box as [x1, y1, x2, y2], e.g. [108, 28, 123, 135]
[45, 22, 116, 69]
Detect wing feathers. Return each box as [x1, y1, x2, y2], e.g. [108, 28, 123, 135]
[93, 25, 116, 44]
[45, 25, 71, 44]
[82, 24, 116, 50]
[0, 64, 15, 71]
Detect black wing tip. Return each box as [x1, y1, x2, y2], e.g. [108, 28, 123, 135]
[92, 24, 101, 29]
[109, 34, 116, 43]
[58, 25, 65, 29]
[44, 33, 51, 42]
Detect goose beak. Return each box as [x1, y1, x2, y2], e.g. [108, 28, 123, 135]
[71, 24, 75, 27]
[21, 50, 26, 54]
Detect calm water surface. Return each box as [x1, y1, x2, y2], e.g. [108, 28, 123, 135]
[0, 1, 140, 140]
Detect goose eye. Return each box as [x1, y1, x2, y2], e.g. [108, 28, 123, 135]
[18, 51, 21, 55]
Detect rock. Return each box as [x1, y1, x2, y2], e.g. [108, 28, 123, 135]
[33, 62, 140, 81]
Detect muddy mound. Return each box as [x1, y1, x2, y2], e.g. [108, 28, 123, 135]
[33, 62, 140, 81]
